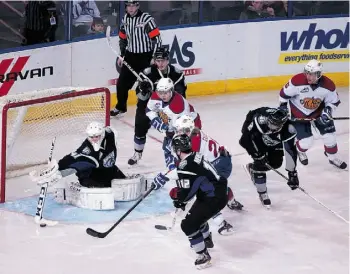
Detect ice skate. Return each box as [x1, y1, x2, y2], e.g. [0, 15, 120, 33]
[195, 249, 212, 270]
[298, 150, 308, 165]
[227, 199, 244, 210]
[204, 232, 214, 248]
[128, 151, 142, 165]
[324, 152, 347, 169]
[218, 220, 234, 236]
[226, 187, 244, 210]
[258, 191, 271, 209]
[110, 108, 126, 118]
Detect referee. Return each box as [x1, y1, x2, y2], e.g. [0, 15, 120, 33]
[110, 1, 162, 117]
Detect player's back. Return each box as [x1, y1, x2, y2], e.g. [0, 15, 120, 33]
[190, 129, 223, 163]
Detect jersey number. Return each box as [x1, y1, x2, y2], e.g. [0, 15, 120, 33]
[208, 140, 219, 158]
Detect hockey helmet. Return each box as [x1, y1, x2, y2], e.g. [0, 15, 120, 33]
[267, 108, 289, 132]
[154, 46, 170, 60]
[172, 134, 192, 155]
[125, 0, 139, 6]
[175, 115, 195, 135]
[304, 59, 323, 80]
[156, 78, 174, 95]
[86, 121, 105, 151]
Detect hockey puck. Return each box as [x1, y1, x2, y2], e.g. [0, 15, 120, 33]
[40, 223, 47, 227]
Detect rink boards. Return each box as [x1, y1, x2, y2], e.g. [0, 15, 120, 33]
[0, 17, 348, 110]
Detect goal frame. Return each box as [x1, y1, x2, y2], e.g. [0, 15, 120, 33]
[0, 87, 110, 203]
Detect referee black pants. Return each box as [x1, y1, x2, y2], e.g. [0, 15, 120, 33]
[115, 51, 153, 112]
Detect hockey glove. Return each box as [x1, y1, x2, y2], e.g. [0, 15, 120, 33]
[139, 80, 152, 95]
[152, 172, 169, 190]
[287, 170, 299, 190]
[278, 102, 289, 113]
[169, 187, 187, 210]
[151, 117, 168, 133]
[318, 107, 332, 125]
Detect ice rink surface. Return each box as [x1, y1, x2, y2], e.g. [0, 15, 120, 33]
[0, 89, 349, 274]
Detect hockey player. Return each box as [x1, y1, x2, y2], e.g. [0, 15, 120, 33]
[168, 134, 228, 269]
[128, 46, 187, 165]
[279, 59, 347, 169]
[239, 108, 299, 208]
[173, 114, 243, 234]
[30, 122, 146, 210]
[146, 77, 201, 171]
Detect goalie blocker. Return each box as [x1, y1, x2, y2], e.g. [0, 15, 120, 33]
[30, 122, 150, 210]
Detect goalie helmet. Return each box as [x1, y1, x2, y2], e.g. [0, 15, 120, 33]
[304, 59, 323, 80]
[86, 121, 105, 151]
[175, 115, 195, 135]
[267, 108, 289, 132]
[172, 134, 192, 155]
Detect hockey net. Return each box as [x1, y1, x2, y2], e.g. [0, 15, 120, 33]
[0, 87, 110, 203]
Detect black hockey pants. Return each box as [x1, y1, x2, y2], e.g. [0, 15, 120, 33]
[115, 51, 153, 112]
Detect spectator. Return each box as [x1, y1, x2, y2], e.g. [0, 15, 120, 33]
[22, 1, 58, 45]
[72, 0, 100, 26]
[87, 17, 105, 34]
[239, 0, 273, 20]
[264, 1, 287, 17]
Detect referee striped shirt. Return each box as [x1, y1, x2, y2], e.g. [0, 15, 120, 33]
[119, 10, 162, 55]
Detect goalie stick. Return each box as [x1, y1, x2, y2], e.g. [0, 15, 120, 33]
[265, 163, 349, 224]
[86, 184, 156, 238]
[33, 137, 58, 227]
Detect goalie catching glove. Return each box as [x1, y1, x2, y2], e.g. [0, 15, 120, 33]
[29, 159, 62, 186]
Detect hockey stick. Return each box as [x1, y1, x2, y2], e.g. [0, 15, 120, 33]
[294, 117, 349, 122]
[265, 163, 349, 224]
[33, 137, 58, 227]
[86, 184, 156, 238]
[105, 26, 143, 82]
[155, 208, 179, 231]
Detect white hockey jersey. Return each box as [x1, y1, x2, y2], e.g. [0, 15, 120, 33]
[279, 73, 340, 118]
[146, 92, 202, 130]
[190, 130, 224, 163]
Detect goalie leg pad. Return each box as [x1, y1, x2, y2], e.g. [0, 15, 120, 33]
[54, 180, 115, 210]
[112, 174, 146, 201]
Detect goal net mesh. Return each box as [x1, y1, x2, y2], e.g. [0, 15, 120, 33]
[0, 87, 110, 202]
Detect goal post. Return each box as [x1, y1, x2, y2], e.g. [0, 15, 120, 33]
[0, 87, 111, 203]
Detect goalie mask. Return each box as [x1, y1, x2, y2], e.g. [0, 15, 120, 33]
[267, 109, 289, 133]
[86, 122, 105, 151]
[304, 59, 323, 84]
[156, 78, 174, 102]
[175, 115, 195, 135]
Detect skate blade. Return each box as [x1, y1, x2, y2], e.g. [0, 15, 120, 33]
[263, 204, 271, 210]
[196, 261, 212, 270]
[218, 229, 235, 236]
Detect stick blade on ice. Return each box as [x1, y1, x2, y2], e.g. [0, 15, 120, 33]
[86, 228, 105, 238]
[154, 225, 169, 230]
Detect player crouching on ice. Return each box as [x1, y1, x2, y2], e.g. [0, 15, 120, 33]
[30, 122, 147, 210]
[239, 108, 300, 208]
[279, 59, 347, 169]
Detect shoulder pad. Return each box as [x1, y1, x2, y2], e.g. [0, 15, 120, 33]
[320, 76, 336, 92]
[172, 65, 182, 74]
[291, 73, 308, 86]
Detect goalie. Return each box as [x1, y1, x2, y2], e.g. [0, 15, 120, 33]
[30, 122, 146, 210]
